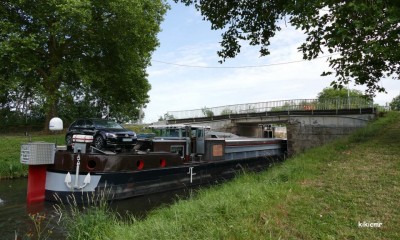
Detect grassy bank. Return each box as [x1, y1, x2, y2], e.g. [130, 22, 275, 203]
[61, 112, 399, 239]
[0, 133, 64, 179]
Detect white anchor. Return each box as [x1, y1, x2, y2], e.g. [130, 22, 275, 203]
[65, 152, 91, 189]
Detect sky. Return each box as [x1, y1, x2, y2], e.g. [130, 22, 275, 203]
[143, 1, 400, 123]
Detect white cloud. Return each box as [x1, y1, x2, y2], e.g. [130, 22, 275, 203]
[143, 3, 400, 123]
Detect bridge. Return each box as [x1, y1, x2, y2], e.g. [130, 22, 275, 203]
[163, 97, 376, 156]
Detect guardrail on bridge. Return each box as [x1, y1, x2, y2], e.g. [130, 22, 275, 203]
[166, 97, 374, 120]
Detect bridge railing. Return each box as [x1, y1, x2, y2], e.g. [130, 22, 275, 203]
[166, 97, 374, 119]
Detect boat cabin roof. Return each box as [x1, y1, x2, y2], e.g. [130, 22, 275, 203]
[147, 124, 211, 138]
[206, 131, 240, 139]
[148, 124, 211, 130]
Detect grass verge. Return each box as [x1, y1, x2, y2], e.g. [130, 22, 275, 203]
[5, 113, 399, 239]
[0, 133, 65, 178]
[78, 111, 399, 239]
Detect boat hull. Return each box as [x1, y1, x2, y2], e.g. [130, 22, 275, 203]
[44, 155, 282, 203]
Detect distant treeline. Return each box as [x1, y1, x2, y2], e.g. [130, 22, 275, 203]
[0, 96, 106, 133]
[0, 108, 76, 134]
[0, 109, 45, 133]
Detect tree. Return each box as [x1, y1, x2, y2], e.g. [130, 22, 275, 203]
[316, 87, 372, 109]
[221, 108, 234, 115]
[175, 0, 400, 95]
[389, 94, 400, 111]
[159, 112, 175, 121]
[201, 106, 214, 117]
[317, 87, 370, 101]
[0, 0, 168, 129]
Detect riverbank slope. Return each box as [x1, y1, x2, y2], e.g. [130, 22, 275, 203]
[104, 111, 399, 239]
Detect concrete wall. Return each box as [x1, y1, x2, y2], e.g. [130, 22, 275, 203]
[286, 125, 359, 155]
[286, 115, 375, 156]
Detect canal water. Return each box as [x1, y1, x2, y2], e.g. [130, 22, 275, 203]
[0, 178, 191, 239]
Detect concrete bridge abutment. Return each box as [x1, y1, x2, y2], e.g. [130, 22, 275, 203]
[166, 111, 376, 156]
[285, 114, 374, 156]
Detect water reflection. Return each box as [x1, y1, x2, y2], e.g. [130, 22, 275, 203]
[0, 178, 32, 239]
[0, 178, 193, 239]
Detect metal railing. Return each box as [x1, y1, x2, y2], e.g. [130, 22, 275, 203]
[166, 97, 374, 119]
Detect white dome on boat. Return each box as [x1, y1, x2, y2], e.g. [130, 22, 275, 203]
[49, 117, 63, 131]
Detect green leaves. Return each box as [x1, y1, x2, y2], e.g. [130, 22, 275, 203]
[176, 0, 400, 95]
[389, 94, 400, 111]
[1, 0, 168, 124]
[177, 0, 287, 61]
[317, 87, 371, 102]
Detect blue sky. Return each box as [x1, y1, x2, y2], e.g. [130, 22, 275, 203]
[144, 1, 400, 123]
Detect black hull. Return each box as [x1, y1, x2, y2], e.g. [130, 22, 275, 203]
[45, 156, 282, 203]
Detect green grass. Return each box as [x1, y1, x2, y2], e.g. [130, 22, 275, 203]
[66, 111, 399, 240]
[3, 113, 399, 239]
[52, 189, 121, 240]
[0, 133, 65, 178]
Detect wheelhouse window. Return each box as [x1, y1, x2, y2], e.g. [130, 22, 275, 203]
[157, 128, 181, 137]
[170, 145, 184, 157]
[197, 129, 204, 138]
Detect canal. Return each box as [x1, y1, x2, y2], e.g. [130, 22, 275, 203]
[0, 178, 190, 239]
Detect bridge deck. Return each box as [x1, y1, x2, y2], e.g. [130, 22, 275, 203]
[167, 108, 376, 124]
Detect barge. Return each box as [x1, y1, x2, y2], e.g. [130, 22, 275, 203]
[21, 123, 286, 204]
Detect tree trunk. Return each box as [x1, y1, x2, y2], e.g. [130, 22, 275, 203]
[44, 98, 58, 132]
[42, 70, 61, 132]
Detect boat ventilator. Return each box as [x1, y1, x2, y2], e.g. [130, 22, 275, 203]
[64, 152, 91, 190]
